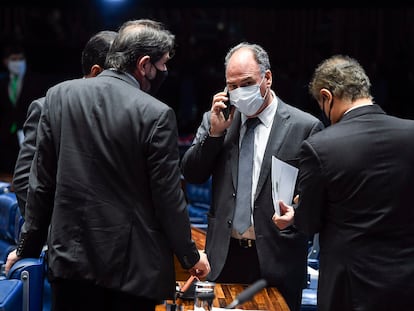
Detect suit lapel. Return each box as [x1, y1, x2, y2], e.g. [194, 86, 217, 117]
[255, 101, 291, 200]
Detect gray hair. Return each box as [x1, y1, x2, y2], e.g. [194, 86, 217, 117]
[105, 19, 175, 73]
[224, 42, 271, 75]
[309, 54, 373, 103]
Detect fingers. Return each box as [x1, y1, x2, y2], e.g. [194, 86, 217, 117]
[272, 213, 289, 230]
[293, 194, 299, 204]
[272, 201, 295, 230]
[189, 252, 211, 279]
[211, 91, 228, 112]
[5, 250, 18, 275]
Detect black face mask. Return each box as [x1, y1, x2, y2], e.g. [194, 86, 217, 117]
[320, 98, 333, 127]
[148, 64, 168, 95]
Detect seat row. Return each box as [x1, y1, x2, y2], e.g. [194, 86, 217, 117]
[0, 184, 48, 311]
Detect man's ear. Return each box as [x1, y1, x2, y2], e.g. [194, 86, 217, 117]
[88, 65, 103, 78]
[265, 69, 272, 87]
[136, 55, 151, 76]
[320, 88, 332, 102]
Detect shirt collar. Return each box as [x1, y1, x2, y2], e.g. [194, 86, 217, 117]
[344, 102, 373, 115]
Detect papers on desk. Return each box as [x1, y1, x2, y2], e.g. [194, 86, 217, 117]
[271, 156, 298, 216]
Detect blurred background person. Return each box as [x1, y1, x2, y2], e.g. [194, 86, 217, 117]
[0, 40, 52, 176]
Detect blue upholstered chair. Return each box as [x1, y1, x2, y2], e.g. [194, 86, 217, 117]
[0, 193, 21, 264]
[0, 191, 48, 311]
[185, 177, 212, 230]
[301, 234, 319, 311]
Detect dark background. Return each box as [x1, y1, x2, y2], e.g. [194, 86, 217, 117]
[1, 1, 414, 136]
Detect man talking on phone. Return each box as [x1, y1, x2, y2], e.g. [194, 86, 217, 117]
[181, 42, 324, 311]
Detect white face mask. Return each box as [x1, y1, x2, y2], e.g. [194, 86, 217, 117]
[8, 60, 26, 76]
[229, 77, 268, 116]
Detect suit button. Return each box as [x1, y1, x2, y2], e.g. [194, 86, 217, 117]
[227, 220, 232, 228]
[232, 193, 236, 197]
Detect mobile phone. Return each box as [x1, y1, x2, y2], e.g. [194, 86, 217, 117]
[222, 87, 232, 120]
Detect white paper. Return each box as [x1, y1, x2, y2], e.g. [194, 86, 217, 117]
[271, 156, 299, 216]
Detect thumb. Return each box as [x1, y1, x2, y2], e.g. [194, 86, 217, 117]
[278, 200, 289, 215]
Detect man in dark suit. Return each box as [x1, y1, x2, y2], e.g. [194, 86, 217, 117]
[6, 19, 210, 311]
[0, 42, 51, 175]
[12, 30, 117, 216]
[278, 54, 414, 311]
[181, 42, 324, 311]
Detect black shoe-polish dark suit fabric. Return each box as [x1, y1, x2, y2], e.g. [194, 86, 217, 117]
[295, 104, 414, 311]
[17, 69, 200, 301]
[181, 98, 324, 311]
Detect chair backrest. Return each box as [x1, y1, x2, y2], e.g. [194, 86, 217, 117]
[185, 177, 212, 229]
[301, 234, 320, 311]
[0, 193, 20, 244]
[0, 193, 22, 263]
[307, 233, 320, 270]
[0, 182, 11, 195]
[7, 251, 46, 311]
[0, 279, 23, 311]
[185, 177, 212, 206]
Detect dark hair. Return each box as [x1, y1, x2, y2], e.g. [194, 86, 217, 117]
[224, 42, 271, 75]
[105, 19, 175, 73]
[81, 30, 117, 76]
[2, 41, 25, 59]
[309, 54, 373, 103]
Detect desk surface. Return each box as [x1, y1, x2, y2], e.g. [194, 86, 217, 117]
[156, 282, 290, 311]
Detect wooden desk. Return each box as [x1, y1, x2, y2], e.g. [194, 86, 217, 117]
[168, 227, 290, 311]
[156, 282, 290, 311]
[0, 173, 13, 184]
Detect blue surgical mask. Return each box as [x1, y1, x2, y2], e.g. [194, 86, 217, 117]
[8, 60, 26, 77]
[229, 77, 268, 116]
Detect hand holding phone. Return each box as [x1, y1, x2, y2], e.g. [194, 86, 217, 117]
[221, 87, 232, 120]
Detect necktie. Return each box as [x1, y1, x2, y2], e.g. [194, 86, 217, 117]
[233, 117, 261, 235]
[9, 75, 19, 105]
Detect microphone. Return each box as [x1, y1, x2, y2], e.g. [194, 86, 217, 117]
[225, 279, 268, 309]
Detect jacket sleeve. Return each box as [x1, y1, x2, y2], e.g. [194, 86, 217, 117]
[295, 139, 326, 235]
[181, 111, 225, 184]
[16, 94, 56, 258]
[12, 97, 45, 216]
[149, 107, 200, 269]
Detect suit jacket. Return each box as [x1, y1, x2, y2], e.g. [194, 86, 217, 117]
[0, 71, 51, 174]
[181, 97, 324, 309]
[13, 97, 45, 214]
[295, 104, 414, 311]
[17, 70, 200, 300]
